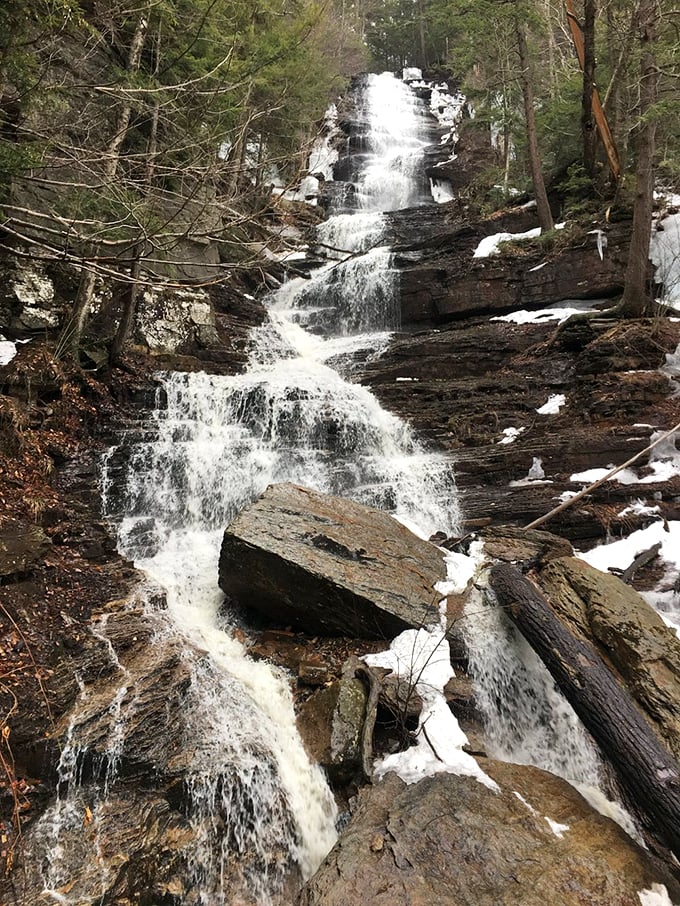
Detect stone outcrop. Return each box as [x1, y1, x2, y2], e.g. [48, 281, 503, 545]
[298, 765, 680, 906]
[361, 316, 680, 542]
[219, 483, 447, 638]
[538, 557, 680, 760]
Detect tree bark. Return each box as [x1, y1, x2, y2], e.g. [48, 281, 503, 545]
[582, 0, 598, 177]
[58, 265, 98, 358]
[110, 250, 142, 365]
[515, 18, 554, 231]
[489, 562, 680, 860]
[619, 0, 658, 317]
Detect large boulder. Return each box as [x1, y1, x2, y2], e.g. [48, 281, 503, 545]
[538, 556, 680, 760]
[218, 483, 447, 638]
[298, 764, 680, 906]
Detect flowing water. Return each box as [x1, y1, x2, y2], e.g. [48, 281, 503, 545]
[30, 72, 613, 905]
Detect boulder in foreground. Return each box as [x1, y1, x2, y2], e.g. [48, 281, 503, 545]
[298, 765, 680, 906]
[218, 483, 447, 638]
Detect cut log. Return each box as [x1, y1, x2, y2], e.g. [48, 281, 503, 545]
[489, 562, 680, 859]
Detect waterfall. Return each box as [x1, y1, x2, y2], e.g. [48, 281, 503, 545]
[357, 72, 430, 211]
[461, 586, 601, 786]
[25, 73, 461, 906]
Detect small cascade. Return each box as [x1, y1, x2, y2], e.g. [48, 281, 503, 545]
[461, 588, 601, 786]
[357, 72, 431, 211]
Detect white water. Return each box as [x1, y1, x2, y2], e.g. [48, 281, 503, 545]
[357, 72, 430, 211]
[462, 587, 602, 786]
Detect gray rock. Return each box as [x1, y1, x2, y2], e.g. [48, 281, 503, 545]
[298, 764, 680, 906]
[218, 483, 447, 638]
[298, 658, 368, 784]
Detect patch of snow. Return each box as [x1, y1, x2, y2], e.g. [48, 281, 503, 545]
[569, 466, 639, 485]
[528, 262, 547, 272]
[638, 884, 677, 906]
[395, 376, 419, 382]
[498, 427, 526, 445]
[430, 178, 455, 204]
[510, 457, 552, 486]
[556, 490, 578, 503]
[364, 626, 498, 790]
[436, 541, 484, 597]
[492, 299, 601, 326]
[0, 339, 18, 365]
[473, 227, 542, 258]
[528, 457, 545, 480]
[1, 336, 33, 366]
[618, 501, 661, 518]
[545, 817, 569, 838]
[536, 394, 566, 415]
[578, 521, 680, 637]
[513, 791, 537, 814]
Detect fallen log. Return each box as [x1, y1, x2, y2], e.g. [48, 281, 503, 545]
[609, 541, 662, 585]
[489, 562, 680, 860]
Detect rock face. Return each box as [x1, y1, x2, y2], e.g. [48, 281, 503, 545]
[538, 557, 680, 760]
[298, 765, 680, 906]
[361, 316, 680, 542]
[219, 483, 447, 638]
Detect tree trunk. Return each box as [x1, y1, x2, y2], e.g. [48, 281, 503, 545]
[620, 0, 658, 317]
[104, 9, 149, 179]
[515, 18, 554, 231]
[110, 251, 142, 365]
[582, 0, 598, 177]
[489, 563, 680, 860]
[57, 265, 98, 358]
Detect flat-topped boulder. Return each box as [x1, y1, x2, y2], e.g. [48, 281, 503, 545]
[218, 483, 447, 638]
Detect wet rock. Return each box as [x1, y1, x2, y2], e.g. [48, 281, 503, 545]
[538, 556, 680, 760]
[479, 524, 572, 566]
[0, 520, 51, 577]
[219, 483, 447, 638]
[298, 764, 680, 906]
[297, 659, 368, 784]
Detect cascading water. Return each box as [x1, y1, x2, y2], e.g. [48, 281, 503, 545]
[25, 72, 461, 906]
[356, 73, 431, 211]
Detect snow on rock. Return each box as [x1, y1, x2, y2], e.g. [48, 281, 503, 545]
[510, 457, 552, 486]
[537, 394, 566, 415]
[498, 426, 526, 445]
[473, 227, 542, 258]
[430, 178, 455, 204]
[0, 336, 31, 366]
[364, 626, 498, 790]
[638, 884, 677, 906]
[545, 817, 570, 839]
[578, 520, 680, 637]
[0, 339, 18, 365]
[492, 300, 601, 326]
